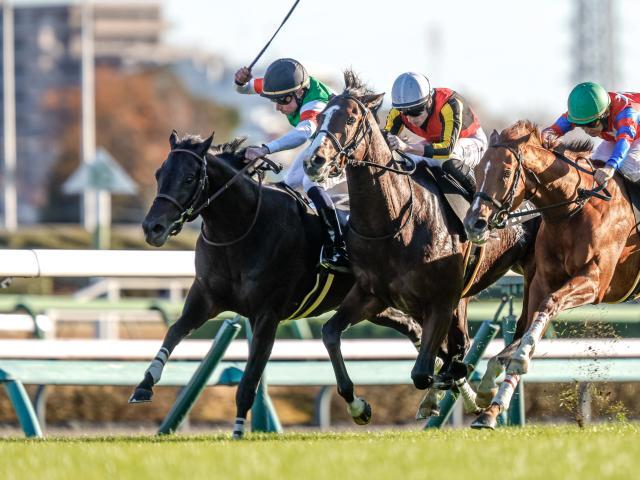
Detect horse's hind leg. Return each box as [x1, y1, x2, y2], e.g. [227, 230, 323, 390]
[129, 282, 216, 404]
[322, 285, 384, 425]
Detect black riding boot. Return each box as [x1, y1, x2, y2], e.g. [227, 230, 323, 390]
[317, 206, 350, 273]
[443, 158, 476, 195]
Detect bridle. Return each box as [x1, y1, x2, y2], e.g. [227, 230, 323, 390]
[474, 141, 612, 230]
[154, 148, 280, 246]
[312, 93, 417, 241]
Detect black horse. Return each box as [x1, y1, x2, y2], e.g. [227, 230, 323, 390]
[129, 131, 432, 437]
[303, 71, 539, 420]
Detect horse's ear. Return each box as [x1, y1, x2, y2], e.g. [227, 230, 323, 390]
[362, 93, 385, 111]
[169, 129, 179, 149]
[489, 129, 500, 146]
[197, 132, 215, 157]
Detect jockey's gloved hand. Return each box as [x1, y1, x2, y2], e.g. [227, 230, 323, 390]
[387, 134, 409, 152]
[245, 145, 270, 162]
[234, 67, 252, 86]
[594, 165, 615, 186]
[541, 128, 560, 150]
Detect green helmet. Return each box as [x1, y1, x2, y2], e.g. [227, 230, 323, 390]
[567, 82, 610, 124]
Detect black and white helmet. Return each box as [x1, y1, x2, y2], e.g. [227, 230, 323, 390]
[391, 72, 432, 110]
[261, 58, 310, 99]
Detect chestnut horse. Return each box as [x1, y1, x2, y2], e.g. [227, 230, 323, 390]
[464, 120, 640, 429]
[303, 72, 539, 422]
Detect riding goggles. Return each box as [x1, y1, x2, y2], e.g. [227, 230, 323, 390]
[400, 105, 427, 117]
[270, 94, 294, 105]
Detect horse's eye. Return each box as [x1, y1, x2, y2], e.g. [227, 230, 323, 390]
[185, 175, 195, 184]
[346, 117, 356, 126]
[502, 170, 512, 180]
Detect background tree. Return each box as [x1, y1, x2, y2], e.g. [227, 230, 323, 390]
[41, 66, 239, 223]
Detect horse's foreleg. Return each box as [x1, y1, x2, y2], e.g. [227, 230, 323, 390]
[412, 302, 456, 391]
[129, 282, 215, 404]
[233, 316, 278, 439]
[369, 307, 422, 349]
[508, 267, 600, 375]
[322, 285, 384, 426]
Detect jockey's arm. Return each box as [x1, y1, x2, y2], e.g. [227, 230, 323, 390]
[264, 119, 316, 154]
[606, 107, 638, 170]
[235, 78, 264, 95]
[423, 97, 463, 159]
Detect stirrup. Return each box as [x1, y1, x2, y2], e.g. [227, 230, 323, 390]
[320, 247, 350, 273]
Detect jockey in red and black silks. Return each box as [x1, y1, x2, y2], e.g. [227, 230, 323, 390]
[384, 72, 487, 194]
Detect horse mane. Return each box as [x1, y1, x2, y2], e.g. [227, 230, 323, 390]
[343, 68, 376, 98]
[174, 133, 247, 158]
[499, 120, 593, 155]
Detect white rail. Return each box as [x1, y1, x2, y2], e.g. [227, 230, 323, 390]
[0, 250, 195, 277]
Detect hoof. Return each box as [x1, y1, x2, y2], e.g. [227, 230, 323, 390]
[128, 387, 153, 404]
[232, 430, 244, 440]
[475, 389, 497, 409]
[415, 405, 440, 420]
[351, 399, 372, 425]
[470, 411, 497, 430]
[506, 356, 529, 375]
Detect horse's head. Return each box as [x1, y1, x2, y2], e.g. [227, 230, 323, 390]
[303, 70, 384, 183]
[142, 130, 214, 247]
[464, 121, 541, 244]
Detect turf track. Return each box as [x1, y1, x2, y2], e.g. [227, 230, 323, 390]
[1, 424, 637, 480]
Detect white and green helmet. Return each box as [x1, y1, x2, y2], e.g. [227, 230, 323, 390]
[391, 72, 432, 109]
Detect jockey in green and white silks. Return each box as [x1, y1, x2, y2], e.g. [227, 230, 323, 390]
[235, 58, 349, 272]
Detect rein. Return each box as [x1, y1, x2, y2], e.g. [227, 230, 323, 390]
[155, 148, 277, 246]
[475, 142, 612, 229]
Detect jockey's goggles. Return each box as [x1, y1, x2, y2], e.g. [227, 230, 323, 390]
[270, 94, 294, 105]
[583, 116, 605, 128]
[400, 104, 427, 117]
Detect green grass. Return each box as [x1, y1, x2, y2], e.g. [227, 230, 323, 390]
[1, 424, 638, 480]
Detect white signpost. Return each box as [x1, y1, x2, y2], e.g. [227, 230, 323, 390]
[63, 147, 137, 249]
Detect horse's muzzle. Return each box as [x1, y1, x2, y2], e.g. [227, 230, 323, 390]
[464, 215, 490, 245]
[142, 216, 172, 247]
[303, 152, 329, 183]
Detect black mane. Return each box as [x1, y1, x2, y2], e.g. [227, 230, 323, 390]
[562, 138, 594, 154]
[343, 69, 377, 98]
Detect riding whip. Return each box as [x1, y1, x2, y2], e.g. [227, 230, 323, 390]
[248, 0, 302, 70]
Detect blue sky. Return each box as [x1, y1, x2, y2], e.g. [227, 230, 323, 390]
[163, 0, 640, 122]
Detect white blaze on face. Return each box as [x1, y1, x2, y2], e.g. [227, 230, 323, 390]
[309, 105, 339, 152]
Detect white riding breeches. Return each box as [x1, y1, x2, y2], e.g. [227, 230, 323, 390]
[410, 127, 488, 169]
[283, 147, 347, 192]
[592, 139, 640, 182]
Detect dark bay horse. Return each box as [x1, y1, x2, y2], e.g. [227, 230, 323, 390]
[302, 72, 539, 421]
[464, 120, 640, 429]
[130, 131, 428, 437]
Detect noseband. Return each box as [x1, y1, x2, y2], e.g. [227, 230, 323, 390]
[154, 149, 273, 246]
[474, 143, 612, 229]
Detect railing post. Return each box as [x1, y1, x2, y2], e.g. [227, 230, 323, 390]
[3, 378, 43, 438]
[157, 318, 241, 435]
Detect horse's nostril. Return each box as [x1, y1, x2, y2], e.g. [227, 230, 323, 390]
[474, 219, 488, 231]
[313, 154, 325, 166]
[151, 224, 165, 235]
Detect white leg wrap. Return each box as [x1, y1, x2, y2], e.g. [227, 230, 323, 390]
[232, 417, 245, 438]
[145, 347, 169, 384]
[348, 397, 366, 417]
[492, 374, 520, 410]
[478, 356, 504, 394]
[513, 313, 549, 362]
[416, 388, 445, 420]
[434, 356, 444, 374]
[455, 378, 481, 414]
